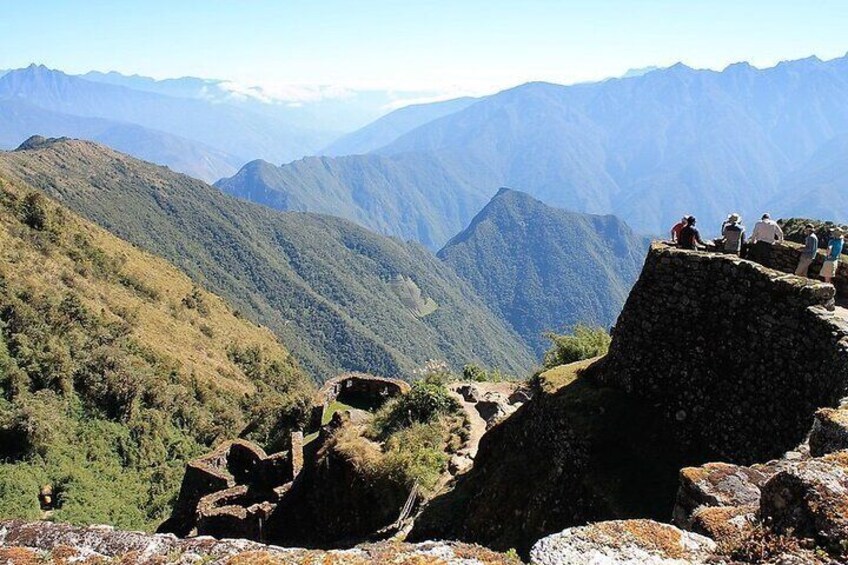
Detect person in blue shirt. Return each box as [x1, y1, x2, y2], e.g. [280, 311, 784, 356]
[822, 227, 844, 284]
[795, 224, 818, 277]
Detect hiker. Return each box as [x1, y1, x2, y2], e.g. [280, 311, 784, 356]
[822, 227, 845, 284]
[721, 213, 745, 255]
[678, 216, 706, 250]
[795, 224, 818, 277]
[670, 216, 687, 243]
[750, 213, 784, 244]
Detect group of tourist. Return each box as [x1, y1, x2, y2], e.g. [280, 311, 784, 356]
[670, 213, 845, 283]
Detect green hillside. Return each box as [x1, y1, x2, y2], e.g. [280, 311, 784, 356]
[0, 137, 534, 380]
[439, 189, 650, 355]
[0, 171, 313, 530]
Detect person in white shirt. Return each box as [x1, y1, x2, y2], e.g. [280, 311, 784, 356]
[750, 213, 784, 244]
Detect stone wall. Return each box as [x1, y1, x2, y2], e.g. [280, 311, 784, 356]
[310, 373, 409, 429]
[601, 242, 848, 464]
[158, 439, 298, 539]
[746, 240, 848, 298]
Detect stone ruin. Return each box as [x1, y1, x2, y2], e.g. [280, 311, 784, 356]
[158, 438, 302, 541]
[309, 372, 409, 429]
[160, 373, 408, 544]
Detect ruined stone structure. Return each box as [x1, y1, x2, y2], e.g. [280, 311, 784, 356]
[160, 372, 410, 547]
[310, 372, 409, 429]
[158, 439, 300, 541]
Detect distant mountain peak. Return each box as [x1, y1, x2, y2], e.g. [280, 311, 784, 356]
[15, 134, 64, 151]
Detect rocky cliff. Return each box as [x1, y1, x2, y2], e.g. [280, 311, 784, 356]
[411, 242, 848, 558]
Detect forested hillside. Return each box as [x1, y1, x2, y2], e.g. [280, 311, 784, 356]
[439, 189, 649, 354]
[0, 171, 313, 529]
[0, 137, 534, 379]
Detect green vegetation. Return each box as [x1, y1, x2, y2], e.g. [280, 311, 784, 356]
[438, 188, 648, 356]
[541, 325, 612, 371]
[0, 174, 313, 530]
[328, 375, 466, 494]
[0, 139, 534, 380]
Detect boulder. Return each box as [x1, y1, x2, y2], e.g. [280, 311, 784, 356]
[456, 384, 481, 403]
[689, 505, 756, 544]
[530, 520, 716, 565]
[0, 519, 520, 564]
[672, 461, 784, 527]
[809, 407, 848, 457]
[759, 452, 848, 550]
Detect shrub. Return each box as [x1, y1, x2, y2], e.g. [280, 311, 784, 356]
[20, 193, 48, 231]
[541, 324, 611, 370]
[381, 422, 448, 491]
[370, 380, 460, 439]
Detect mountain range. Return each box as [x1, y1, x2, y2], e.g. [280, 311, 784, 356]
[0, 137, 535, 379]
[0, 65, 328, 177]
[439, 188, 650, 354]
[220, 54, 848, 248]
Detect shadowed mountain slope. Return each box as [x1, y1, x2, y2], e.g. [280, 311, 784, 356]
[439, 188, 650, 354]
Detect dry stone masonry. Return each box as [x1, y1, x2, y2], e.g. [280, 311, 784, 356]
[602, 242, 848, 464]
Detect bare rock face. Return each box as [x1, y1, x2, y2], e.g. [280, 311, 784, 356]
[529, 520, 716, 565]
[0, 520, 519, 564]
[759, 452, 848, 551]
[689, 505, 756, 544]
[809, 407, 848, 457]
[672, 460, 788, 528]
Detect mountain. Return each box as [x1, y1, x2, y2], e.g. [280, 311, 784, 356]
[321, 97, 479, 156]
[438, 189, 649, 354]
[0, 137, 534, 379]
[216, 152, 494, 249]
[0, 99, 241, 182]
[0, 65, 330, 165]
[769, 133, 848, 223]
[219, 54, 848, 247]
[0, 167, 313, 529]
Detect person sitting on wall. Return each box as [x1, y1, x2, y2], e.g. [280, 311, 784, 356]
[750, 213, 784, 244]
[721, 213, 746, 255]
[822, 227, 845, 284]
[670, 216, 687, 243]
[678, 216, 706, 250]
[795, 224, 818, 277]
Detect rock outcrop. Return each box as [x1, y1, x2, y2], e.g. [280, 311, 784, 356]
[0, 520, 518, 564]
[530, 520, 716, 565]
[411, 242, 848, 557]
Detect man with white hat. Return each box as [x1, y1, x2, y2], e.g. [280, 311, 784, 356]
[822, 226, 845, 284]
[721, 213, 745, 255]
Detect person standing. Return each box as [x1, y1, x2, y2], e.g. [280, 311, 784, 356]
[750, 213, 784, 244]
[822, 227, 845, 284]
[795, 224, 818, 277]
[721, 213, 745, 255]
[679, 216, 706, 250]
[670, 216, 687, 243]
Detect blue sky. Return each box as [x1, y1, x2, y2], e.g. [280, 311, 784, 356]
[2, 0, 848, 96]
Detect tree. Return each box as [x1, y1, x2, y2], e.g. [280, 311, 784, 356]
[542, 325, 611, 370]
